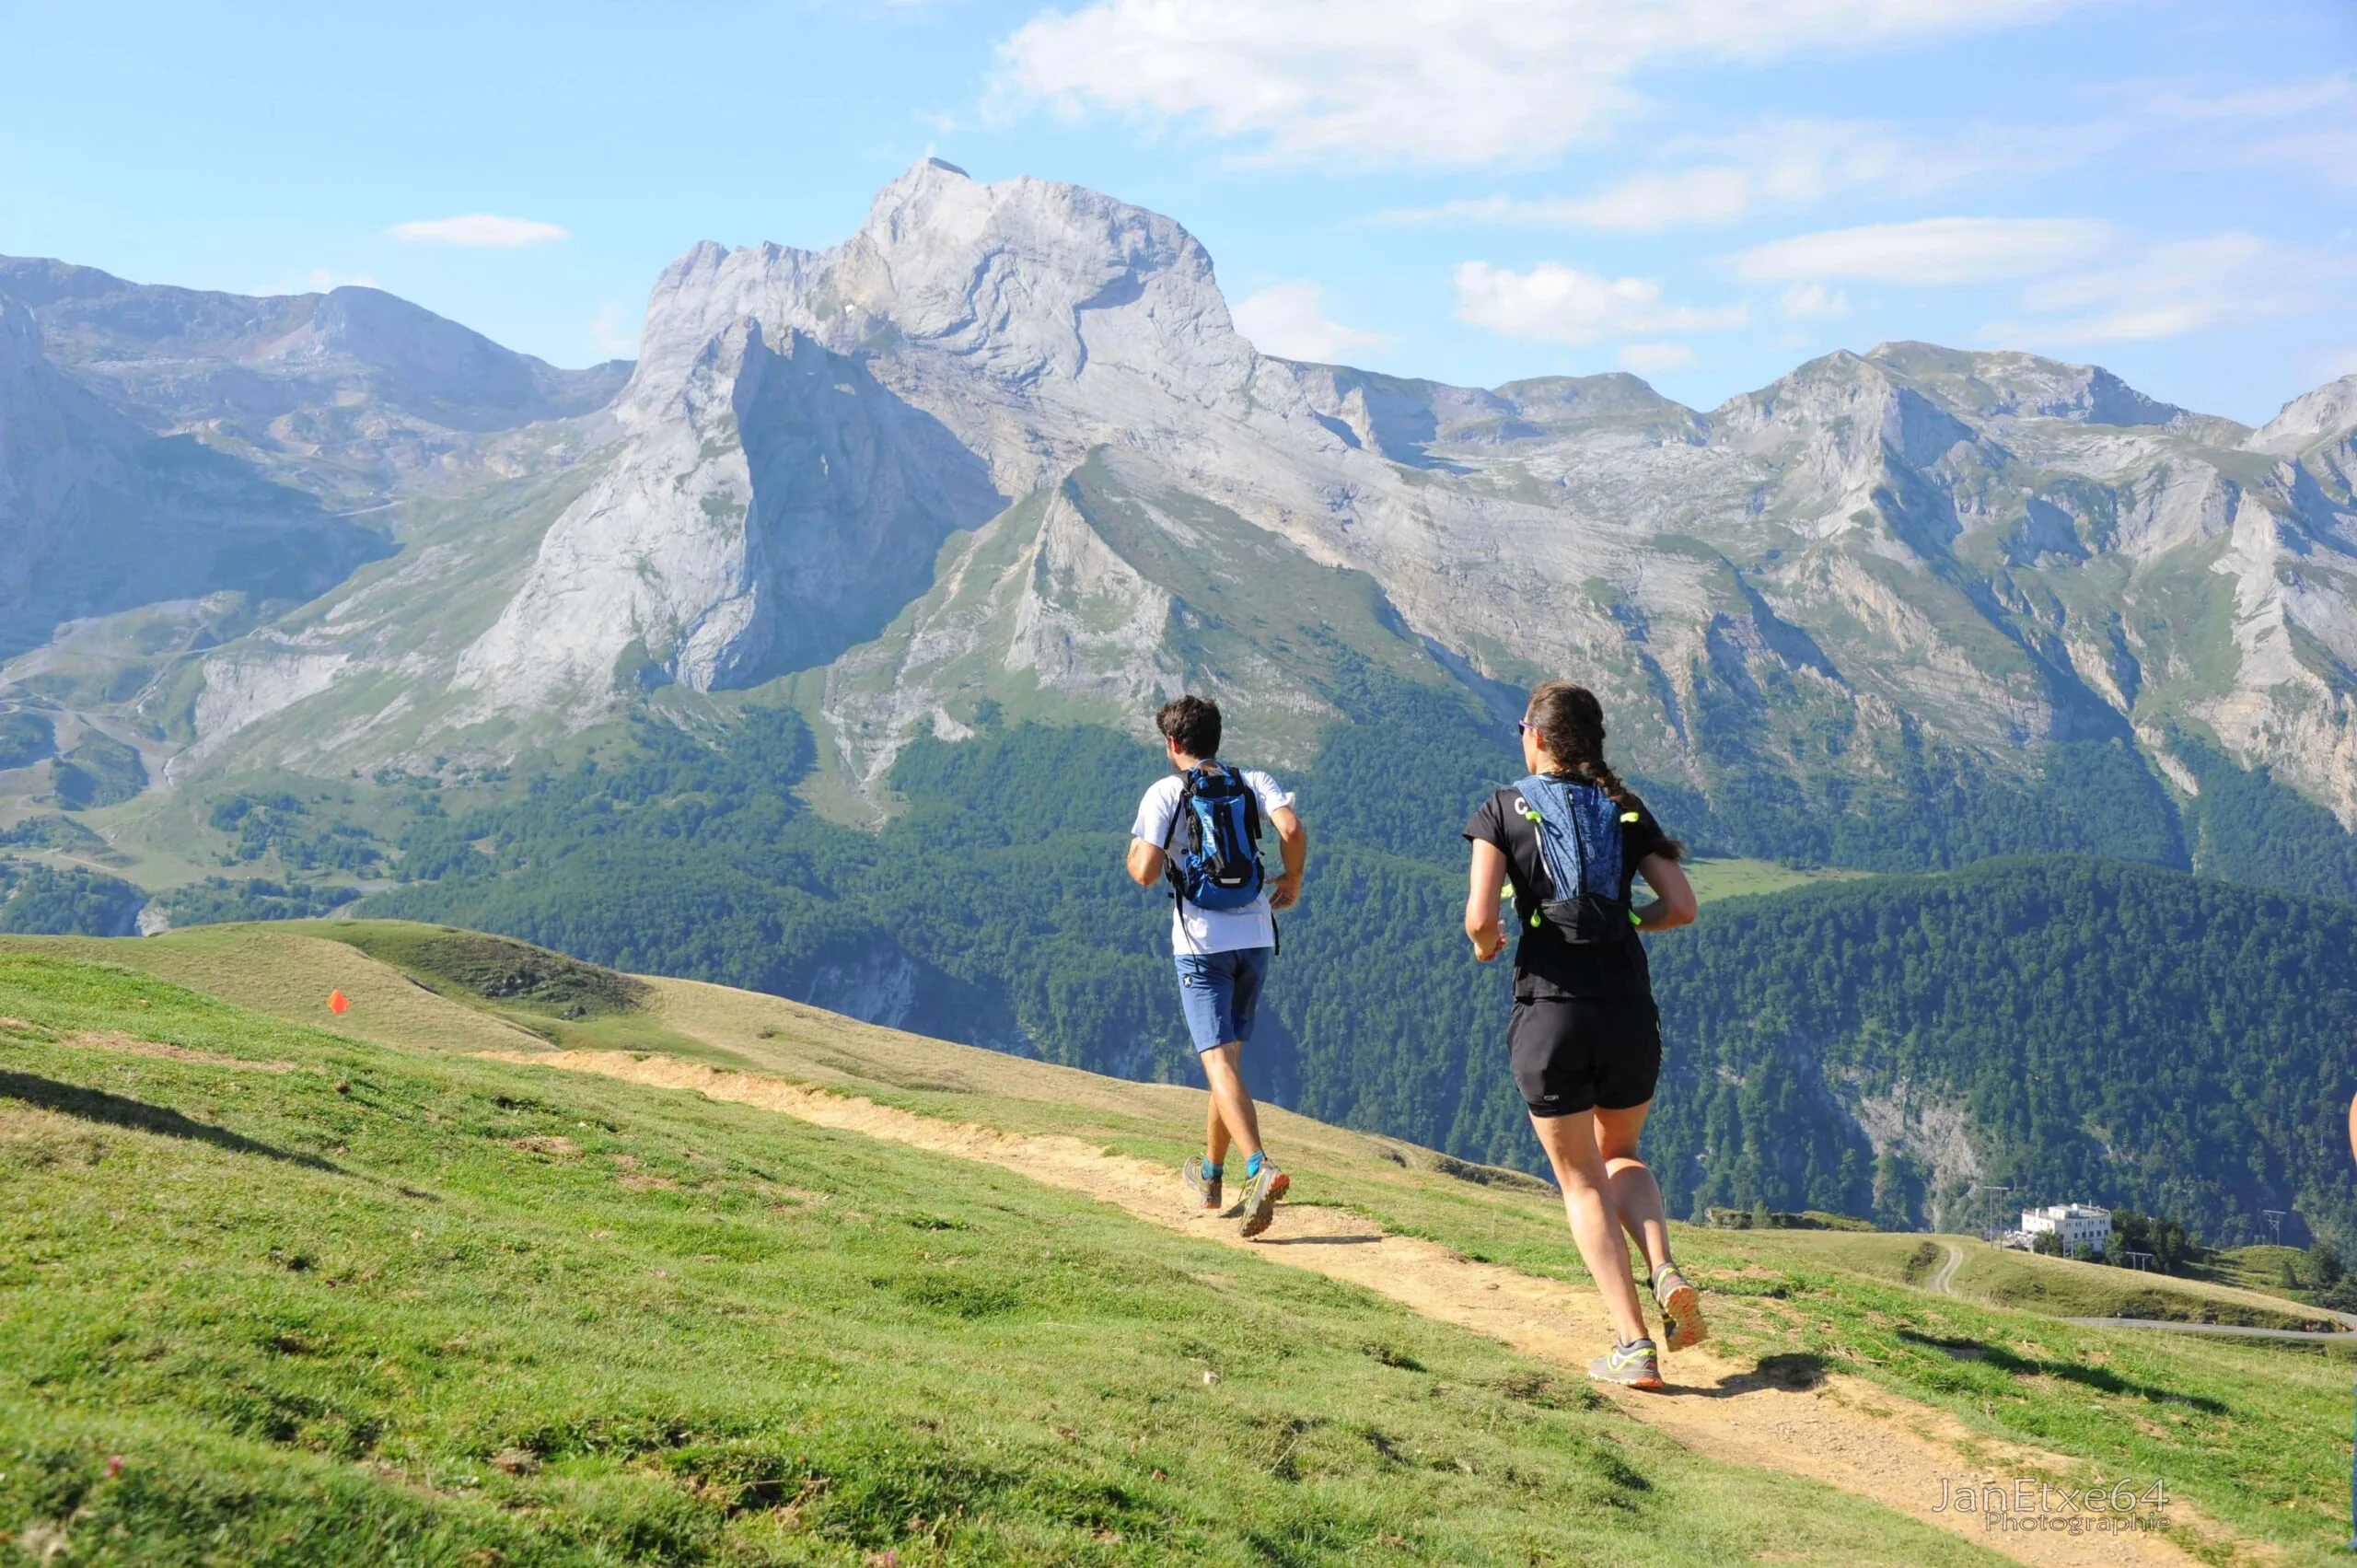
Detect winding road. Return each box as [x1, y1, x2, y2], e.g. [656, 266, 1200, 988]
[1927, 1240, 1963, 1295]
[1923, 1239, 2348, 1342]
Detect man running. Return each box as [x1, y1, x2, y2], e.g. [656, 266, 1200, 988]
[1126, 695, 1306, 1238]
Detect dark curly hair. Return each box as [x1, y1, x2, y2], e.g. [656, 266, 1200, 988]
[1155, 694, 1222, 759]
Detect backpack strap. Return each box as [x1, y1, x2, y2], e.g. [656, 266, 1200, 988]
[1165, 769, 1200, 910]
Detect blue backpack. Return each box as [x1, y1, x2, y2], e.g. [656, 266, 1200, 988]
[1515, 772, 1635, 945]
[1165, 765, 1266, 912]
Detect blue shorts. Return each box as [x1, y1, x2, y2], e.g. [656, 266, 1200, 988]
[1173, 947, 1272, 1054]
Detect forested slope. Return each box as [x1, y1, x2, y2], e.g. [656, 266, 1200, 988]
[1646, 858, 2357, 1246]
[347, 691, 2357, 1250]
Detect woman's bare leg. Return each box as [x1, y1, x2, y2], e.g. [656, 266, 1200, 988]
[1595, 1100, 1673, 1279]
[1527, 1109, 1651, 1344]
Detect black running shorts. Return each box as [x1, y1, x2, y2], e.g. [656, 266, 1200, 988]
[1507, 996, 1662, 1118]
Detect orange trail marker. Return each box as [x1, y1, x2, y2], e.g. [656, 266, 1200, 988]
[328, 989, 350, 1016]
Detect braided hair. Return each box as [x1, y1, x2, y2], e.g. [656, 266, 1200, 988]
[1524, 680, 1684, 862]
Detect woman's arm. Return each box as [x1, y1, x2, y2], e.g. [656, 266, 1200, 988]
[1633, 853, 1698, 931]
[1466, 838, 1509, 961]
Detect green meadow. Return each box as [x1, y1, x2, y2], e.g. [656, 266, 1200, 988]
[3, 945, 1997, 1567]
[4, 923, 2353, 1563]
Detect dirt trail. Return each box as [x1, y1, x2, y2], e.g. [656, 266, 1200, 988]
[1932, 1241, 1965, 1296]
[491, 1051, 2233, 1568]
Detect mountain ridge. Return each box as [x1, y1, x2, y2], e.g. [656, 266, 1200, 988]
[2, 159, 2355, 862]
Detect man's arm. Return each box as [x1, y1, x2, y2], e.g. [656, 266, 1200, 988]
[1268, 804, 1306, 911]
[1632, 853, 1698, 931]
[1127, 837, 1166, 888]
[1465, 838, 1508, 961]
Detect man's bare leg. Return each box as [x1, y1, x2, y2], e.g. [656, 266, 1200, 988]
[1200, 1040, 1261, 1163]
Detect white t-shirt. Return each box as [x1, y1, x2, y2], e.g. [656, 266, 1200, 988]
[1131, 766, 1294, 956]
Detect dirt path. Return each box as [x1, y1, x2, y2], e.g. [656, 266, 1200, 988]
[1931, 1241, 1964, 1296]
[491, 1051, 2234, 1568]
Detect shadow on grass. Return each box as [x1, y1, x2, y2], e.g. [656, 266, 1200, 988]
[1676, 1352, 1829, 1398]
[1893, 1330, 2226, 1412]
[1260, 1235, 1384, 1247]
[0, 1071, 343, 1172]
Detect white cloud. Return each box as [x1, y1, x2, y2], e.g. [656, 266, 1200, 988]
[1732, 217, 2115, 285]
[1384, 167, 1758, 230]
[1454, 261, 1747, 346]
[1375, 115, 2120, 231]
[1229, 281, 1395, 363]
[590, 302, 638, 357]
[2135, 70, 2353, 125]
[2124, 72, 2357, 189]
[1998, 233, 2349, 343]
[994, 0, 2076, 168]
[389, 215, 571, 248]
[1619, 342, 1696, 372]
[1778, 283, 1849, 319]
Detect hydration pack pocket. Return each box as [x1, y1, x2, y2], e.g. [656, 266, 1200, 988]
[1533, 893, 1636, 946]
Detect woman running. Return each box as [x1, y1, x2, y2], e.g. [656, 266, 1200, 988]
[1463, 680, 1701, 1388]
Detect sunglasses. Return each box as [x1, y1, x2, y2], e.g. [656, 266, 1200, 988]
[1516, 720, 1535, 734]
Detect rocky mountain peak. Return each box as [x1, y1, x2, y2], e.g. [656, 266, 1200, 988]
[1864, 341, 2195, 429]
[628, 163, 1254, 452]
[2249, 374, 2357, 456]
[0, 256, 629, 503]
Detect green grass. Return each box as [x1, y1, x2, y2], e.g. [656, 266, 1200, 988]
[1774, 1231, 2341, 1330]
[1680, 857, 1869, 905]
[1291, 1204, 2357, 1564]
[1, 951, 2006, 1566]
[311, 921, 650, 1019]
[799, 1079, 2357, 1563]
[2201, 1244, 2333, 1303]
[688, 1078, 2357, 1562]
[294, 920, 737, 1063]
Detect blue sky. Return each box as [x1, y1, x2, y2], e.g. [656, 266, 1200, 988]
[2, 0, 2351, 424]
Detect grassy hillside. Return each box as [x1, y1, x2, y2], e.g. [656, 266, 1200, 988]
[7, 923, 2357, 1562]
[2, 943, 2017, 1566]
[1759, 1230, 2342, 1330]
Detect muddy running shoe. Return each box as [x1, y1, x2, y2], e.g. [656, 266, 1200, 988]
[1588, 1338, 1666, 1389]
[1237, 1160, 1290, 1239]
[1182, 1156, 1224, 1214]
[1653, 1263, 1708, 1353]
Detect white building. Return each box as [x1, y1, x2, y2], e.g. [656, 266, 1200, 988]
[2021, 1203, 2111, 1250]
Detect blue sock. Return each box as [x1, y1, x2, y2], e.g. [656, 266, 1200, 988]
[1202, 1160, 1222, 1179]
[1246, 1151, 1265, 1179]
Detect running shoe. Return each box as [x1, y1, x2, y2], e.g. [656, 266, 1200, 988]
[1588, 1338, 1666, 1389]
[1182, 1155, 1224, 1214]
[1237, 1160, 1289, 1238]
[1653, 1263, 1709, 1353]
